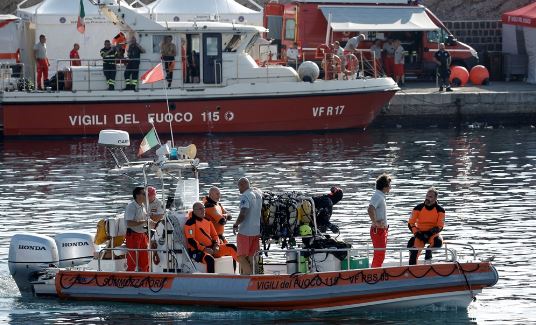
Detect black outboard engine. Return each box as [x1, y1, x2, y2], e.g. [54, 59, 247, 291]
[312, 187, 343, 233]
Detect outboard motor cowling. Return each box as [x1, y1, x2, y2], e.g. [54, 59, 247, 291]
[55, 232, 96, 267]
[8, 233, 59, 296]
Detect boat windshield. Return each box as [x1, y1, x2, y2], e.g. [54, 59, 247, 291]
[224, 34, 243, 52]
[245, 32, 260, 54]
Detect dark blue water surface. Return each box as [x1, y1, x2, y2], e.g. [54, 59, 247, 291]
[0, 127, 535, 324]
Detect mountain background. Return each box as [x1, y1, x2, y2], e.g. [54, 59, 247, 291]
[1, 0, 534, 20]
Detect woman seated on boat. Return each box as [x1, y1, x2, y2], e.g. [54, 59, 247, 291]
[183, 202, 220, 273]
[407, 187, 445, 265]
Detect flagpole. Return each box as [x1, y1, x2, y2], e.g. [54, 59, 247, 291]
[162, 60, 175, 148]
[149, 118, 161, 145]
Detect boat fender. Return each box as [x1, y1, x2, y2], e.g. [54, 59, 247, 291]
[94, 219, 108, 245]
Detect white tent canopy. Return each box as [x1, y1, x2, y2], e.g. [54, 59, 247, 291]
[142, 0, 262, 26]
[320, 5, 439, 32]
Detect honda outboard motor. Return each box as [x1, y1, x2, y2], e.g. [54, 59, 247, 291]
[54, 232, 95, 267]
[8, 234, 59, 296]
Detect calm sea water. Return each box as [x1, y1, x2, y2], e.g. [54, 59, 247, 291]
[0, 127, 535, 324]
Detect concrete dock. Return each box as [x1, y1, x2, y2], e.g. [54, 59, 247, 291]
[375, 81, 536, 127]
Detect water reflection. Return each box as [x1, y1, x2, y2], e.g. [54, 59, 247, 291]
[0, 127, 535, 323]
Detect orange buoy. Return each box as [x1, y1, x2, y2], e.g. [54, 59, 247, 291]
[469, 65, 490, 85]
[449, 66, 469, 86]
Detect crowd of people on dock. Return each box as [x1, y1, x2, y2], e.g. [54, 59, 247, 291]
[285, 32, 453, 91]
[121, 172, 445, 274]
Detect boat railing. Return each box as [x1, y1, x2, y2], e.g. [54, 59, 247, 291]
[95, 246, 190, 272]
[0, 63, 25, 91]
[253, 242, 477, 275]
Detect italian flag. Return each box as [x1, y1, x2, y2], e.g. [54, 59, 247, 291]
[138, 128, 160, 156]
[77, 0, 85, 34]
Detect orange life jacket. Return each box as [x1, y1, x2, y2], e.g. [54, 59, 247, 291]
[203, 196, 227, 236]
[183, 212, 219, 252]
[408, 202, 445, 233]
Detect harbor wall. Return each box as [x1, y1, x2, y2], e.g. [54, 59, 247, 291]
[375, 87, 536, 127]
[443, 20, 502, 53]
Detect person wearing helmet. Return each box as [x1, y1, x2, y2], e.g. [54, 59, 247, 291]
[407, 187, 445, 265]
[147, 186, 164, 225]
[312, 187, 343, 233]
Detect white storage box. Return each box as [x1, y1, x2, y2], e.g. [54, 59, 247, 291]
[311, 253, 341, 272]
[194, 255, 235, 274]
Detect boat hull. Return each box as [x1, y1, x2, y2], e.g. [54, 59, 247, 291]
[54, 262, 498, 311]
[1, 90, 396, 136]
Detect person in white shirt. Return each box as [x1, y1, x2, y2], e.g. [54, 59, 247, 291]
[393, 39, 405, 84]
[33, 34, 49, 90]
[124, 186, 150, 272]
[233, 177, 262, 275]
[147, 186, 164, 225]
[382, 38, 395, 78]
[370, 39, 383, 77]
[367, 173, 392, 268]
[286, 42, 299, 69]
[344, 34, 366, 53]
[333, 41, 344, 57]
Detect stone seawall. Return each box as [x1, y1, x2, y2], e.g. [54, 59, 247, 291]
[374, 82, 536, 127]
[443, 20, 502, 53]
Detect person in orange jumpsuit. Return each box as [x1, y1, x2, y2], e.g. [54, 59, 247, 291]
[407, 187, 445, 265]
[183, 202, 220, 273]
[203, 187, 238, 266]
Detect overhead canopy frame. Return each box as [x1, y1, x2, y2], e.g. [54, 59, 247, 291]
[320, 5, 439, 32]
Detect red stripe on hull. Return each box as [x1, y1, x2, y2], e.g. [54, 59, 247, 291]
[2, 91, 395, 136]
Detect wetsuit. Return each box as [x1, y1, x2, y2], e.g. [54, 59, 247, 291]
[203, 196, 238, 264]
[312, 188, 343, 233]
[435, 50, 451, 90]
[407, 202, 445, 265]
[184, 213, 219, 273]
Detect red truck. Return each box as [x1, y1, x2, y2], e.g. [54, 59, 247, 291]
[263, 0, 479, 78]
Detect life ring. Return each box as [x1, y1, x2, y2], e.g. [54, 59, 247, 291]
[343, 54, 359, 78]
[315, 44, 331, 60]
[323, 53, 342, 80]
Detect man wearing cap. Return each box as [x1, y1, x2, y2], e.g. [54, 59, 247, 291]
[147, 186, 164, 226]
[124, 186, 150, 272]
[233, 177, 262, 275]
